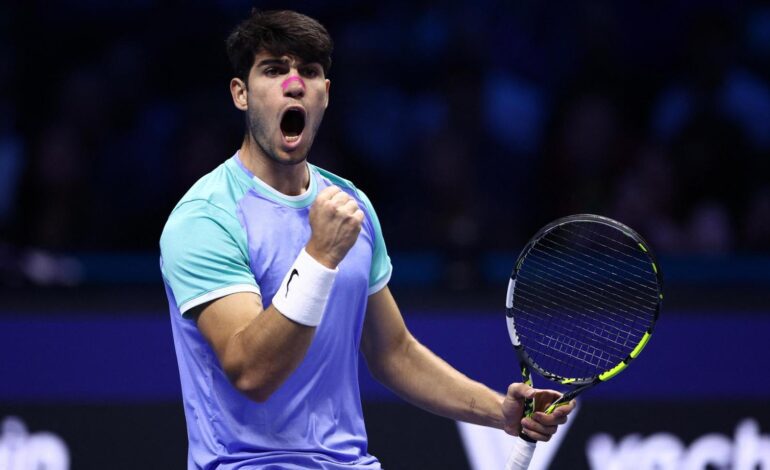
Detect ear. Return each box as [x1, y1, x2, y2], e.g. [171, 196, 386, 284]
[324, 79, 331, 109]
[230, 77, 248, 111]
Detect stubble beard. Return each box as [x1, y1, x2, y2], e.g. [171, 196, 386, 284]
[246, 109, 308, 167]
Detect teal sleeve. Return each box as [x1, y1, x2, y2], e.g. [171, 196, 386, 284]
[159, 200, 260, 315]
[356, 190, 393, 295]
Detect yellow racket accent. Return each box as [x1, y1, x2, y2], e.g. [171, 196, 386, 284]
[544, 400, 571, 414]
[630, 332, 652, 359]
[598, 362, 627, 381]
[598, 331, 652, 381]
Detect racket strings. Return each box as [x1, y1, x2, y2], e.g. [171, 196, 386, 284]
[538, 235, 659, 298]
[511, 221, 659, 380]
[561, 226, 658, 277]
[520, 254, 653, 357]
[513, 292, 634, 372]
[521, 248, 655, 336]
[513, 279, 646, 352]
[536, 227, 659, 305]
[523, 250, 655, 324]
[537, 244, 658, 306]
[516, 322, 612, 374]
[515, 311, 623, 372]
[515, 264, 648, 339]
[515, 291, 639, 378]
[516, 314, 610, 378]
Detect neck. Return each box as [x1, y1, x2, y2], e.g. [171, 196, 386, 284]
[239, 137, 309, 196]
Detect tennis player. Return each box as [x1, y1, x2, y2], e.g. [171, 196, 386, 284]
[160, 9, 574, 469]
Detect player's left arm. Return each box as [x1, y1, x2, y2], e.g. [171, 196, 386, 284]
[361, 286, 574, 439]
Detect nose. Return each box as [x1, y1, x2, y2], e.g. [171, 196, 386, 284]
[282, 75, 305, 98]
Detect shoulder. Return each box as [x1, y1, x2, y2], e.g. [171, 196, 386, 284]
[161, 158, 252, 251]
[165, 158, 254, 227]
[310, 164, 377, 212]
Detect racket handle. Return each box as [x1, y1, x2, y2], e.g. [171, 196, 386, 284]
[505, 436, 537, 470]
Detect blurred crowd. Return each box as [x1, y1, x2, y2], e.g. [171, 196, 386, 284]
[0, 1, 769, 286]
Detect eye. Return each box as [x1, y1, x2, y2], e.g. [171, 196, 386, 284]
[264, 67, 280, 77]
[301, 67, 320, 78]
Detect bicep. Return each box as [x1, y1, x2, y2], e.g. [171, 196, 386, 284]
[194, 292, 264, 363]
[361, 287, 411, 368]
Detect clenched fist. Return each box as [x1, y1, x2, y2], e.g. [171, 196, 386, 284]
[305, 186, 365, 269]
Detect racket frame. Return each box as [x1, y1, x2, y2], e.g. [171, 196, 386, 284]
[505, 214, 663, 419]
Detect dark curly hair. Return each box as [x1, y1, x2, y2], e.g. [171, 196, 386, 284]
[226, 10, 333, 83]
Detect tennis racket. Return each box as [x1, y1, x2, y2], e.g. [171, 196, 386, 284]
[504, 214, 663, 470]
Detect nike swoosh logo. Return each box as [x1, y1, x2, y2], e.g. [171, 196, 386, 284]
[286, 269, 299, 297]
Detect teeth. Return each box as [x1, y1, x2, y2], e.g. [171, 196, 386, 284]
[285, 135, 300, 143]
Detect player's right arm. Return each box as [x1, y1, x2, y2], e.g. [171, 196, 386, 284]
[192, 292, 313, 402]
[191, 185, 363, 402]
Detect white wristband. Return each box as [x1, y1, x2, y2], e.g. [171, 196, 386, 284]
[271, 249, 338, 327]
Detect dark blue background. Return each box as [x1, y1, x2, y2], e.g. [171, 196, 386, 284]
[3, 309, 767, 402]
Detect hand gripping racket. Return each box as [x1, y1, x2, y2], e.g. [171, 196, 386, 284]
[504, 214, 663, 470]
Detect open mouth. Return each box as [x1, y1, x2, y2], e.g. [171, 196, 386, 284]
[280, 108, 306, 143]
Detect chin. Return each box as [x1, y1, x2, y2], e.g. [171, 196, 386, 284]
[272, 149, 309, 166]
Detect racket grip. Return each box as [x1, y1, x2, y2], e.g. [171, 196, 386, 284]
[505, 437, 536, 470]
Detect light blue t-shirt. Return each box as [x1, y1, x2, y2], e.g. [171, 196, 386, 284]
[160, 153, 392, 469]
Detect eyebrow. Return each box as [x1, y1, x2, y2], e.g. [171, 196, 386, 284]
[256, 58, 290, 68]
[256, 58, 321, 69]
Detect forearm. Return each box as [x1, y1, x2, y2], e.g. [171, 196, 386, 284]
[224, 246, 339, 400]
[228, 304, 315, 400]
[369, 335, 506, 429]
[197, 291, 316, 402]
